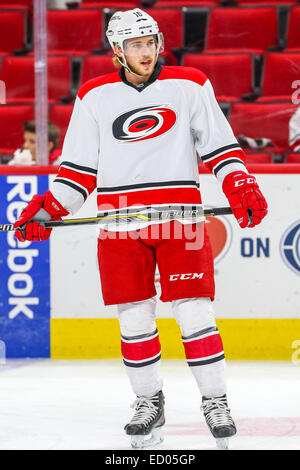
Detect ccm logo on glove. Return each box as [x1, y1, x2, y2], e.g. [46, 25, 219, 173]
[234, 177, 256, 187]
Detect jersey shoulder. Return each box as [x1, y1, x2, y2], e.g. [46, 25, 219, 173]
[78, 72, 122, 100]
[159, 66, 208, 87]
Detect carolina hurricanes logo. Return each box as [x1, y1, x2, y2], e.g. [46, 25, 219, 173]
[112, 105, 177, 143]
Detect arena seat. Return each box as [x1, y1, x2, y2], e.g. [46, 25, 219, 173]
[0, 0, 31, 4]
[258, 52, 300, 101]
[229, 102, 298, 153]
[236, 0, 296, 5]
[0, 0, 32, 7]
[0, 10, 26, 55]
[182, 52, 254, 102]
[285, 152, 300, 163]
[0, 105, 34, 152]
[49, 105, 73, 150]
[79, 1, 142, 8]
[244, 153, 273, 164]
[0, 56, 72, 103]
[285, 6, 300, 52]
[153, 0, 218, 6]
[143, 8, 185, 64]
[204, 7, 278, 56]
[79, 55, 118, 86]
[0, 4, 30, 12]
[47, 9, 103, 56]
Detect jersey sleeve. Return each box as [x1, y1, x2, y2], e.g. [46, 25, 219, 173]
[50, 95, 99, 215]
[190, 77, 248, 183]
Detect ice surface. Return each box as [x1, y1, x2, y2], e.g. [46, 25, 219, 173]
[0, 359, 299, 450]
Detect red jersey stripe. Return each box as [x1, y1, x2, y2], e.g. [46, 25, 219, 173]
[158, 66, 208, 87]
[78, 72, 122, 100]
[203, 149, 246, 173]
[56, 166, 97, 195]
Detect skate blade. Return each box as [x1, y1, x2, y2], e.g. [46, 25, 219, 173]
[130, 427, 163, 449]
[216, 437, 229, 450]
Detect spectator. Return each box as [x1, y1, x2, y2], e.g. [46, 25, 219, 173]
[8, 121, 61, 166]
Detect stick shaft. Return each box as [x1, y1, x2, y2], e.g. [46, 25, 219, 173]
[0, 206, 233, 232]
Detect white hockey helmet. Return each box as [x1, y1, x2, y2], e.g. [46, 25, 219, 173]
[106, 8, 164, 72]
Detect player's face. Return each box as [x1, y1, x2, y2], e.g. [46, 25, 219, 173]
[23, 131, 36, 160]
[23, 131, 53, 160]
[123, 35, 157, 78]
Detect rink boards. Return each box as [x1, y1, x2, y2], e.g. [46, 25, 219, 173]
[0, 165, 300, 360]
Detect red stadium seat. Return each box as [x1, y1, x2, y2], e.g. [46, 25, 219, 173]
[79, 1, 141, 7]
[0, 56, 72, 103]
[0, 10, 26, 54]
[183, 52, 254, 102]
[244, 153, 273, 164]
[0, 105, 34, 152]
[154, 0, 218, 6]
[285, 152, 300, 163]
[236, 0, 296, 4]
[0, 0, 31, 4]
[49, 105, 73, 150]
[285, 6, 300, 52]
[79, 55, 118, 86]
[258, 52, 300, 102]
[0, 0, 32, 7]
[0, 4, 30, 11]
[47, 9, 103, 56]
[144, 9, 184, 64]
[230, 102, 298, 153]
[204, 7, 278, 56]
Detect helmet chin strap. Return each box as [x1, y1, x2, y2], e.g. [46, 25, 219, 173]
[116, 54, 145, 77]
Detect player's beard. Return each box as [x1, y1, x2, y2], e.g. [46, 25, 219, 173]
[126, 56, 156, 79]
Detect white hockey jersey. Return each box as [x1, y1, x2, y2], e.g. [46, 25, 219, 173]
[51, 64, 247, 229]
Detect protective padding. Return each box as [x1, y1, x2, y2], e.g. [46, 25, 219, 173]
[117, 297, 157, 337]
[172, 297, 216, 338]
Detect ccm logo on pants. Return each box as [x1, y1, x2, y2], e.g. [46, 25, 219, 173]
[169, 273, 204, 281]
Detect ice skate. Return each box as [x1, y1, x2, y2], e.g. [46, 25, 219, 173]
[201, 394, 236, 450]
[124, 390, 165, 449]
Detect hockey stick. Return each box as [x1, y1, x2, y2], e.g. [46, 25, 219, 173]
[0, 206, 234, 232]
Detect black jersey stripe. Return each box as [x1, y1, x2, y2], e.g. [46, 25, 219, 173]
[54, 178, 88, 201]
[201, 144, 241, 162]
[97, 180, 200, 193]
[213, 158, 246, 176]
[59, 161, 97, 175]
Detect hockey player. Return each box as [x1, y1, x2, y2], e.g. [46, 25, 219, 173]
[13, 9, 268, 450]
